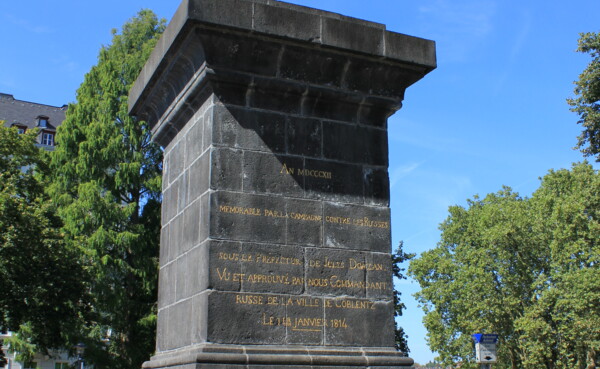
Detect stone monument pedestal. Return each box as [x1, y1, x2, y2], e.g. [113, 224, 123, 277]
[129, 0, 435, 367]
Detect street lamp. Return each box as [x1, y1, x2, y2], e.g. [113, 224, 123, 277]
[74, 343, 86, 369]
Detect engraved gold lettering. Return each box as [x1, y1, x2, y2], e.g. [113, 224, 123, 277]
[348, 258, 384, 271]
[328, 275, 388, 290]
[246, 273, 291, 285]
[289, 212, 322, 221]
[235, 294, 263, 305]
[294, 297, 320, 307]
[334, 299, 376, 310]
[216, 268, 230, 281]
[352, 216, 390, 229]
[323, 257, 345, 269]
[280, 163, 295, 175]
[254, 253, 302, 265]
[307, 278, 328, 287]
[280, 163, 332, 180]
[263, 208, 288, 218]
[325, 216, 351, 224]
[219, 205, 261, 216]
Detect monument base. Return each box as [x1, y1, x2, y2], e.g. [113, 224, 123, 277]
[143, 344, 414, 368]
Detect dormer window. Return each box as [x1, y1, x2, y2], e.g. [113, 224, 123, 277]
[37, 116, 49, 128]
[11, 123, 27, 134]
[41, 132, 55, 146]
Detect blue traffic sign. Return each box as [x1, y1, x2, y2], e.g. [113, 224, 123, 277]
[472, 333, 499, 344]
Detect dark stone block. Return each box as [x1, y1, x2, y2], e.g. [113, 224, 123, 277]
[324, 299, 394, 347]
[198, 30, 280, 77]
[171, 298, 193, 348]
[254, 3, 321, 42]
[185, 115, 204, 168]
[243, 152, 303, 196]
[202, 105, 214, 153]
[191, 292, 208, 344]
[323, 202, 391, 253]
[365, 252, 393, 299]
[158, 262, 176, 308]
[322, 121, 388, 166]
[189, 0, 254, 31]
[240, 243, 304, 294]
[177, 171, 189, 213]
[213, 105, 286, 153]
[251, 79, 304, 115]
[188, 244, 210, 296]
[200, 193, 210, 243]
[321, 17, 383, 56]
[211, 76, 250, 107]
[189, 150, 210, 201]
[209, 191, 287, 244]
[303, 159, 364, 204]
[279, 46, 345, 87]
[159, 223, 170, 267]
[344, 60, 409, 99]
[285, 296, 325, 345]
[207, 291, 286, 345]
[286, 116, 322, 158]
[285, 198, 323, 247]
[168, 140, 185, 184]
[357, 100, 395, 128]
[301, 92, 360, 123]
[210, 147, 243, 191]
[363, 167, 390, 206]
[384, 31, 437, 68]
[182, 198, 202, 253]
[208, 240, 243, 292]
[162, 180, 179, 223]
[155, 308, 167, 351]
[170, 213, 184, 259]
[176, 257, 190, 301]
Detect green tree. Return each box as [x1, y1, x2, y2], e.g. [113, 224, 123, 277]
[569, 32, 600, 161]
[516, 163, 600, 369]
[392, 241, 415, 355]
[409, 163, 600, 369]
[49, 10, 165, 369]
[0, 127, 85, 366]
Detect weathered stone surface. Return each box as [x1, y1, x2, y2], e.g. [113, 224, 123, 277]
[130, 0, 435, 367]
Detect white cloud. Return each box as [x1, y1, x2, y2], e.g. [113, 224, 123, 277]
[417, 0, 497, 62]
[4, 14, 52, 34]
[390, 161, 425, 189]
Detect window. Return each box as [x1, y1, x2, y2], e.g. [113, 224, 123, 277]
[11, 124, 26, 134]
[55, 362, 70, 369]
[42, 132, 55, 146]
[23, 361, 38, 369]
[37, 116, 49, 128]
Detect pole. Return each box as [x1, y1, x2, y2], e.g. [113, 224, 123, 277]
[479, 364, 491, 369]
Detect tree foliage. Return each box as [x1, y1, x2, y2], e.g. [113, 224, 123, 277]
[569, 32, 600, 161]
[48, 10, 164, 369]
[0, 128, 85, 365]
[409, 163, 600, 369]
[392, 242, 415, 355]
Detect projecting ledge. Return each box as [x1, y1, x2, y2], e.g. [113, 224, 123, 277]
[143, 344, 414, 368]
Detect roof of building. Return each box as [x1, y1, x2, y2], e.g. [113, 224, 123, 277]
[0, 93, 67, 132]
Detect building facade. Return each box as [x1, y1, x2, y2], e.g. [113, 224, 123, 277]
[0, 93, 67, 150]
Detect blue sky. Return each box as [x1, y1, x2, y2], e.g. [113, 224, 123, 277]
[2, 0, 599, 365]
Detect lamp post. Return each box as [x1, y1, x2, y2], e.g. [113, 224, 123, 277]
[74, 343, 86, 369]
